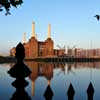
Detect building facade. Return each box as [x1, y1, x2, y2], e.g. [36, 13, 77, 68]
[67, 48, 100, 58]
[10, 22, 65, 58]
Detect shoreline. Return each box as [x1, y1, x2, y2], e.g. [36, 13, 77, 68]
[25, 57, 100, 62]
[0, 56, 100, 63]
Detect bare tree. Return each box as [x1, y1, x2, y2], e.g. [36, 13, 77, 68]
[0, 0, 23, 15]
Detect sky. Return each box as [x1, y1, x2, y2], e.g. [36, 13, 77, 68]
[0, 0, 100, 55]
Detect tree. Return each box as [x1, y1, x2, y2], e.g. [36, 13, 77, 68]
[0, 0, 23, 15]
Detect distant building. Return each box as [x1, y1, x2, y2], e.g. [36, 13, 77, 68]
[70, 48, 100, 58]
[10, 22, 65, 58]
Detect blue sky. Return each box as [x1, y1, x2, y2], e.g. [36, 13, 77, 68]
[0, 0, 100, 55]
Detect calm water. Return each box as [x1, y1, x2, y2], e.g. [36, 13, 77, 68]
[0, 62, 100, 100]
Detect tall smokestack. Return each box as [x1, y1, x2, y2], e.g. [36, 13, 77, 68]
[32, 21, 35, 37]
[48, 24, 51, 38]
[22, 32, 26, 43]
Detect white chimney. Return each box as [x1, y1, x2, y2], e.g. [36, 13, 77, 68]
[22, 32, 26, 43]
[48, 24, 51, 38]
[32, 21, 35, 37]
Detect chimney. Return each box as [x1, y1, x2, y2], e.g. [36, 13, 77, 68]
[22, 32, 26, 43]
[32, 21, 35, 37]
[48, 24, 51, 38]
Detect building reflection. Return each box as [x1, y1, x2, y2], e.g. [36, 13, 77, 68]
[10, 79, 31, 100]
[24, 61, 100, 97]
[25, 61, 65, 96]
[73, 62, 100, 69]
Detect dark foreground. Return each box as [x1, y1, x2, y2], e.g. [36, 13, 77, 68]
[0, 61, 100, 100]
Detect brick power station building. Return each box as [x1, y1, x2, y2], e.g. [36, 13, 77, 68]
[10, 22, 65, 58]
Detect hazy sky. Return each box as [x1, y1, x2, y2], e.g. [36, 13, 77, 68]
[0, 0, 100, 55]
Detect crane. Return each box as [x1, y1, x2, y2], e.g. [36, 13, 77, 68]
[56, 44, 66, 55]
[67, 45, 76, 56]
[57, 45, 66, 49]
[22, 32, 26, 43]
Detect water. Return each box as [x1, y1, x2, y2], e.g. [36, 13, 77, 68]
[0, 62, 100, 100]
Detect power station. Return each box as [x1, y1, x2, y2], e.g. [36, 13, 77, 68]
[10, 21, 65, 58]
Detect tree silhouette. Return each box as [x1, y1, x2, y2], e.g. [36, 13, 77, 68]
[0, 0, 23, 15]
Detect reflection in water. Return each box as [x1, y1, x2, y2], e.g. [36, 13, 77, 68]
[8, 43, 31, 100]
[10, 79, 31, 100]
[26, 62, 54, 96]
[7, 56, 100, 100]
[26, 62, 100, 83]
[25, 61, 98, 100]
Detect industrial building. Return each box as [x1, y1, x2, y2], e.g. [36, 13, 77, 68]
[10, 22, 65, 58]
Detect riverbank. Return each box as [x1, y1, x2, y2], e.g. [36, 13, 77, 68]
[25, 57, 100, 62]
[0, 56, 100, 63]
[0, 56, 16, 63]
